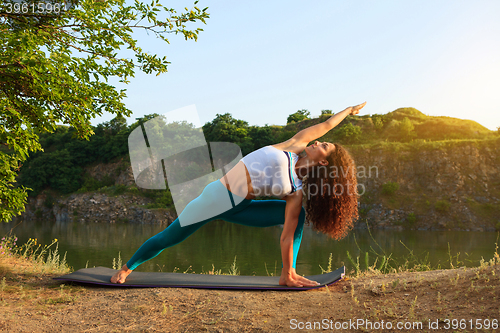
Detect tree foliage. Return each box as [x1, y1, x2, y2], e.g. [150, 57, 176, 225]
[248, 125, 274, 152]
[202, 113, 253, 155]
[333, 123, 362, 144]
[372, 114, 384, 132]
[18, 114, 207, 196]
[399, 117, 416, 142]
[287, 109, 310, 124]
[0, 0, 209, 221]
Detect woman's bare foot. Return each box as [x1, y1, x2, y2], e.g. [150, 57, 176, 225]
[279, 268, 320, 287]
[111, 264, 132, 284]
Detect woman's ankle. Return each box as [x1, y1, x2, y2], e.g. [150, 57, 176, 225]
[121, 264, 132, 273]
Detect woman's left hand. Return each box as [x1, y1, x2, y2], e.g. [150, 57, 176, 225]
[349, 101, 367, 115]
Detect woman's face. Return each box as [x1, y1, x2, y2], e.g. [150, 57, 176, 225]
[305, 141, 335, 165]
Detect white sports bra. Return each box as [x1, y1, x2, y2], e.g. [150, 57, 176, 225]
[240, 146, 302, 198]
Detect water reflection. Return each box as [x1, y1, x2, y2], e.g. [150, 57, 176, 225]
[1, 220, 498, 276]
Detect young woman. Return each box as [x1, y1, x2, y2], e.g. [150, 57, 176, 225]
[111, 102, 366, 287]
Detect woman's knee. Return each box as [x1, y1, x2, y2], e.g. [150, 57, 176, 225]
[199, 181, 226, 206]
[156, 219, 204, 247]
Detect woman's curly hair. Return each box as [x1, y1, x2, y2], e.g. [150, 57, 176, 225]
[303, 143, 359, 239]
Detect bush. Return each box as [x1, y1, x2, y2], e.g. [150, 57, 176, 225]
[44, 194, 55, 209]
[435, 200, 451, 213]
[1, 236, 70, 274]
[334, 123, 362, 144]
[407, 212, 416, 225]
[146, 189, 174, 209]
[78, 176, 101, 193]
[19, 149, 82, 195]
[399, 117, 416, 142]
[373, 117, 384, 132]
[359, 208, 369, 217]
[287, 109, 310, 124]
[382, 182, 399, 195]
[0, 235, 17, 255]
[78, 175, 115, 193]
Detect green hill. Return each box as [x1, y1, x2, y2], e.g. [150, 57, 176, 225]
[280, 107, 495, 144]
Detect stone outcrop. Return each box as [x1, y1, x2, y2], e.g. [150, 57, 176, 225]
[16, 158, 174, 225]
[20, 192, 174, 225]
[351, 140, 500, 231]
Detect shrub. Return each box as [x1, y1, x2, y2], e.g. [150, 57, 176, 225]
[399, 117, 416, 142]
[435, 200, 451, 213]
[373, 117, 384, 132]
[113, 185, 128, 196]
[382, 182, 399, 195]
[407, 213, 416, 225]
[78, 176, 102, 193]
[78, 174, 115, 193]
[101, 175, 115, 187]
[44, 194, 55, 209]
[146, 189, 174, 209]
[5, 236, 70, 274]
[335, 122, 362, 144]
[359, 208, 369, 217]
[287, 109, 310, 124]
[0, 235, 17, 255]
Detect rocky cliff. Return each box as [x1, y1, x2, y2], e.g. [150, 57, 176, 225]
[353, 139, 500, 231]
[17, 157, 174, 225]
[16, 139, 500, 231]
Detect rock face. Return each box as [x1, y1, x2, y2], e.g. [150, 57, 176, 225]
[16, 158, 175, 225]
[15, 140, 500, 230]
[20, 192, 174, 225]
[351, 141, 500, 231]
[86, 158, 136, 187]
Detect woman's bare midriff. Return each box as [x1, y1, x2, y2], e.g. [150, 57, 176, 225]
[219, 161, 256, 200]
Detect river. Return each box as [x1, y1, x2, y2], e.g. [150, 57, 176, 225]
[1, 219, 498, 276]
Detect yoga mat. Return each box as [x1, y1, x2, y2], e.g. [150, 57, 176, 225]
[54, 266, 345, 291]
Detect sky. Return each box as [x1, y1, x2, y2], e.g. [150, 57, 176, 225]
[91, 0, 500, 131]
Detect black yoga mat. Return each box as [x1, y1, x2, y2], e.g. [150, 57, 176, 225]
[54, 266, 345, 291]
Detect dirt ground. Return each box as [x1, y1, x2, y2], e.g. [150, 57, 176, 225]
[1, 256, 499, 332]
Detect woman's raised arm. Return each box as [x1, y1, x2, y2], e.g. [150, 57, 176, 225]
[291, 102, 366, 145]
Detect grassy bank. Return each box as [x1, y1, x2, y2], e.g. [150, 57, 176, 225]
[0, 234, 81, 307]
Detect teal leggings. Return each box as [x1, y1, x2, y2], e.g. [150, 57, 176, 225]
[126, 180, 305, 270]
